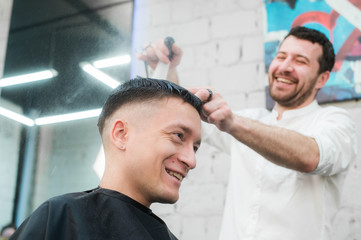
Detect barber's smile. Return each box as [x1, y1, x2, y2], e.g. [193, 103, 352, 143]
[274, 75, 297, 85]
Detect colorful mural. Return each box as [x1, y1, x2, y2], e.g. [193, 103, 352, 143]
[264, 0, 361, 108]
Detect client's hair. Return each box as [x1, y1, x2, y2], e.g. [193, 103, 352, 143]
[97, 77, 202, 134]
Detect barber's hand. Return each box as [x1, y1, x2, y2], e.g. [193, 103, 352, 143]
[137, 38, 183, 70]
[189, 87, 235, 133]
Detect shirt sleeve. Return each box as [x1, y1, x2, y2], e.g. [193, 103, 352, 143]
[310, 107, 357, 176]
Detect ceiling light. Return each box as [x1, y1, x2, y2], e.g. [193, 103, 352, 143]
[80, 63, 120, 89]
[0, 69, 58, 87]
[92, 55, 131, 68]
[0, 106, 34, 126]
[35, 108, 102, 125]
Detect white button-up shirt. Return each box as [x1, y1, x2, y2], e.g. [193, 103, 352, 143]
[204, 101, 357, 240]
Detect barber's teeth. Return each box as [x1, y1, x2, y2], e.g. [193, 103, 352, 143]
[277, 78, 292, 84]
[166, 169, 183, 181]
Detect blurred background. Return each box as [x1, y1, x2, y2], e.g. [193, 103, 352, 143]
[0, 0, 133, 233]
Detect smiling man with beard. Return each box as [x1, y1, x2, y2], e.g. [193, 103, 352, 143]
[139, 26, 357, 239]
[10, 77, 202, 240]
[268, 29, 332, 113]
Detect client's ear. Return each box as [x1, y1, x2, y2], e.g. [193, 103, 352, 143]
[111, 119, 128, 150]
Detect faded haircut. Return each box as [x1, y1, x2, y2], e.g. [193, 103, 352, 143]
[97, 77, 202, 134]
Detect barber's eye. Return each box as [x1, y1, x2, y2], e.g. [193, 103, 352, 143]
[276, 54, 285, 60]
[193, 146, 199, 153]
[175, 133, 184, 140]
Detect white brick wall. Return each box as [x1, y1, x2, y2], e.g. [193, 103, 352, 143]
[332, 104, 361, 239]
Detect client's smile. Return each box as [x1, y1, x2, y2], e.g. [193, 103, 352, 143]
[166, 169, 184, 182]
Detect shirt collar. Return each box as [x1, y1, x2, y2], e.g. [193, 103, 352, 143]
[271, 100, 320, 120]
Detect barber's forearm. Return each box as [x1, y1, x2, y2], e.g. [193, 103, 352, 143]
[166, 68, 179, 84]
[227, 116, 319, 173]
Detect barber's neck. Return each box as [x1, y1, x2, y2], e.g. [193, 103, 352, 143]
[274, 98, 315, 120]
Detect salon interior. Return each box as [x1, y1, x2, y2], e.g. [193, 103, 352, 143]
[0, 0, 361, 239]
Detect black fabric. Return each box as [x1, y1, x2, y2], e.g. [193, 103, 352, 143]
[10, 188, 178, 240]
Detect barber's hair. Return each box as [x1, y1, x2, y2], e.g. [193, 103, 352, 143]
[283, 26, 335, 73]
[97, 77, 202, 134]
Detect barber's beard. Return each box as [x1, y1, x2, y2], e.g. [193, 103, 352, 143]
[269, 75, 318, 108]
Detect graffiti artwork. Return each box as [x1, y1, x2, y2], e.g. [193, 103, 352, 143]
[264, 0, 361, 108]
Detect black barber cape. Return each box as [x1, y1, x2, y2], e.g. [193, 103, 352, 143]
[10, 187, 178, 240]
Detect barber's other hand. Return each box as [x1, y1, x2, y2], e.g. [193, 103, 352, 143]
[189, 87, 235, 133]
[137, 38, 183, 70]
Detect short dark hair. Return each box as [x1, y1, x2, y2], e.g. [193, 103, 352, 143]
[283, 26, 335, 73]
[97, 77, 202, 134]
